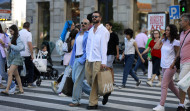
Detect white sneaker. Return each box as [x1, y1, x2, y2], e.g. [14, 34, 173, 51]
[146, 81, 153, 87]
[58, 93, 67, 97]
[156, 82, 161, 87]
[153, 104, 165, 111]
[9, 85, 16, 94]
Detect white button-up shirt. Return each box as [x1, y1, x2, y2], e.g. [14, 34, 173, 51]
[86, 24, 110, 64]
[124, 38, 135, 55]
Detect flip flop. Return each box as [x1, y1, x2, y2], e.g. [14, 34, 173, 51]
[1, 91, 9, 96]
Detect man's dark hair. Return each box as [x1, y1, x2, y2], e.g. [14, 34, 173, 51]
[23, 22, 30, 28]
[124, 28, 133, 38]
[87, 13, 93, 23]
[105, 22, 112, 27]
[93, 11, 102, 17]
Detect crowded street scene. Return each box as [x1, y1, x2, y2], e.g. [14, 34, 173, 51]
[0, 0, 190, 111]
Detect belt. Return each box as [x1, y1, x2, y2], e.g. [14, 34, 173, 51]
[75, 54, 83, 58]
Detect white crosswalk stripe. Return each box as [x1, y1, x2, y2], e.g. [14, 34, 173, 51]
[0, 71, 189, 111]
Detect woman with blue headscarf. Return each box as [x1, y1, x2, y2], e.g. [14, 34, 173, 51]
[56, 20, 75, 65]
[60, 20, 75, 42]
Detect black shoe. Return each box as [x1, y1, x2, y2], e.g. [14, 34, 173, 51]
[86, 105, 98, 110]
[102, 93, 111, 105]
[118, 84, 126, 89]
[143, 71, 147, 75]
[176, 106, 185, 111]
[136, 80, 141, 86]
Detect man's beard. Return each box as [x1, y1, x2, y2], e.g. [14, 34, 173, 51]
[93, 19, 100, 24]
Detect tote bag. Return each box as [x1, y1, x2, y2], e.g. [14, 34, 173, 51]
[97, 69, 114, 96]
[33, 51, 47, 72]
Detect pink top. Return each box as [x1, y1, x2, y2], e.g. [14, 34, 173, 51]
[135, 33, 148, 48]
[0, 33, 10, 58]
[180, 28, 190, 64]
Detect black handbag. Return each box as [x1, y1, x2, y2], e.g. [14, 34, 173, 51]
[62, 76, 73, 96]
[175, 31, 190, 69]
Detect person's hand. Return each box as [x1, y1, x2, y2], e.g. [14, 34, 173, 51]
[170, 62, 175, 69]
[31, 55, 34, 60]
[116, 54, 119, 60]
[122, 53, 125, 60]
[101, 64, 107, 70]
[8, 43, 11, 46]
[161, 33, 165, 39]
[147, 57, 151, 61]
[0, 39, 5, 45]
[141, 58, 145, 63]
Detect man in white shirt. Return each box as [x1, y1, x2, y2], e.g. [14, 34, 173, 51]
[85, 11, 110, 110]
[19, 22, 34, 87]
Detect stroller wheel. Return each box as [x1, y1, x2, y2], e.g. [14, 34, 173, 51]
[36, 81, 41, 86]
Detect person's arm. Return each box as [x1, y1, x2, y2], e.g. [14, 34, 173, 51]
[116, 45, 119, 60]
[9, 38, 24, 51]
[170, 46, 180, 69]
[116, 33, 119, 60]
[71, 39, 75, 47]
[101, 31, 110, 69]
[28, 42, 33, 60]
[142, 47, 150, 55]
[134, 42, 145, 63]
[154, 35, 164, 49]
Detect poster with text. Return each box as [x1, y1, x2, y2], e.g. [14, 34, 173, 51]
[0, 0, 11, 20]
[148, 13, 166, 34]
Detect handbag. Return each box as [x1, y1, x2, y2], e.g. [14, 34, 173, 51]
[175, 31, 190, 69]
[33, 51, 47, 72]
[62, 66, 73, 96]
[20, 60, 27, 77]
[177, 71, 190, 92]
[97, 69, 114, 96]
[56, 39, 65, 55]
[62, 42, 68, 52]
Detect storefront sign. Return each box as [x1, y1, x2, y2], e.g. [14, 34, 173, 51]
[148, 13, 167, 34]
[0, 0, 11, 20]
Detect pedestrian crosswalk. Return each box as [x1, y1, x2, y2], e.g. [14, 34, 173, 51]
[0, 71, 189, 111]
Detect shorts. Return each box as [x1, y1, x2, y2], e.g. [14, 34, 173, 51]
[107, 55, 115, 68]
[179, 62, 190, 80]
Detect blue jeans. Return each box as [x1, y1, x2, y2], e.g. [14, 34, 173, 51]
[0, 52, 15, 89]
[133, 48, 146, 73]
[72, 58, 91, 104]
[122, 54, 139, 85]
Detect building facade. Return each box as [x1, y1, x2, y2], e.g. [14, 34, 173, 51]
[26, 0, 189, 48]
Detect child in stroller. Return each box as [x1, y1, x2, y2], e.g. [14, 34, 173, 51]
[38, 41, 58, 80]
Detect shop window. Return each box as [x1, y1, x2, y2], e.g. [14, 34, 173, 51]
[66, 0, 80, 23]
[98, 0, 113, 23]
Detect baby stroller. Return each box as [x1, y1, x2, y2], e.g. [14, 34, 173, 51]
[34, 41, 59, 81]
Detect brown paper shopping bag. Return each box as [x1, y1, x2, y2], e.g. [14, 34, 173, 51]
[97, 69, 114, 96]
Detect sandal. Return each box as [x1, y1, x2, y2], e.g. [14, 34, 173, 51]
[14, 91, 24, 95]
[1, 91, 9, 96]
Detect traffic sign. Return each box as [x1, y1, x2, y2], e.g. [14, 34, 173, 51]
[169, 5, 180, 19]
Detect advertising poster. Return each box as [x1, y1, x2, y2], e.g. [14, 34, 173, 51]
[0, 0, 11, 20]
[148, 12, 168, 34]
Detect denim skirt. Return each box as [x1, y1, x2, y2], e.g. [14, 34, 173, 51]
[8, 53, 23, 66]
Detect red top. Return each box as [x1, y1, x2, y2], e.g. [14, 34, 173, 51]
[148, 40, 161, 58]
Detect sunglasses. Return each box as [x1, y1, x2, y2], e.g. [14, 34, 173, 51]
[92, 16, 99, 18]
[81, 22, 88, 25]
